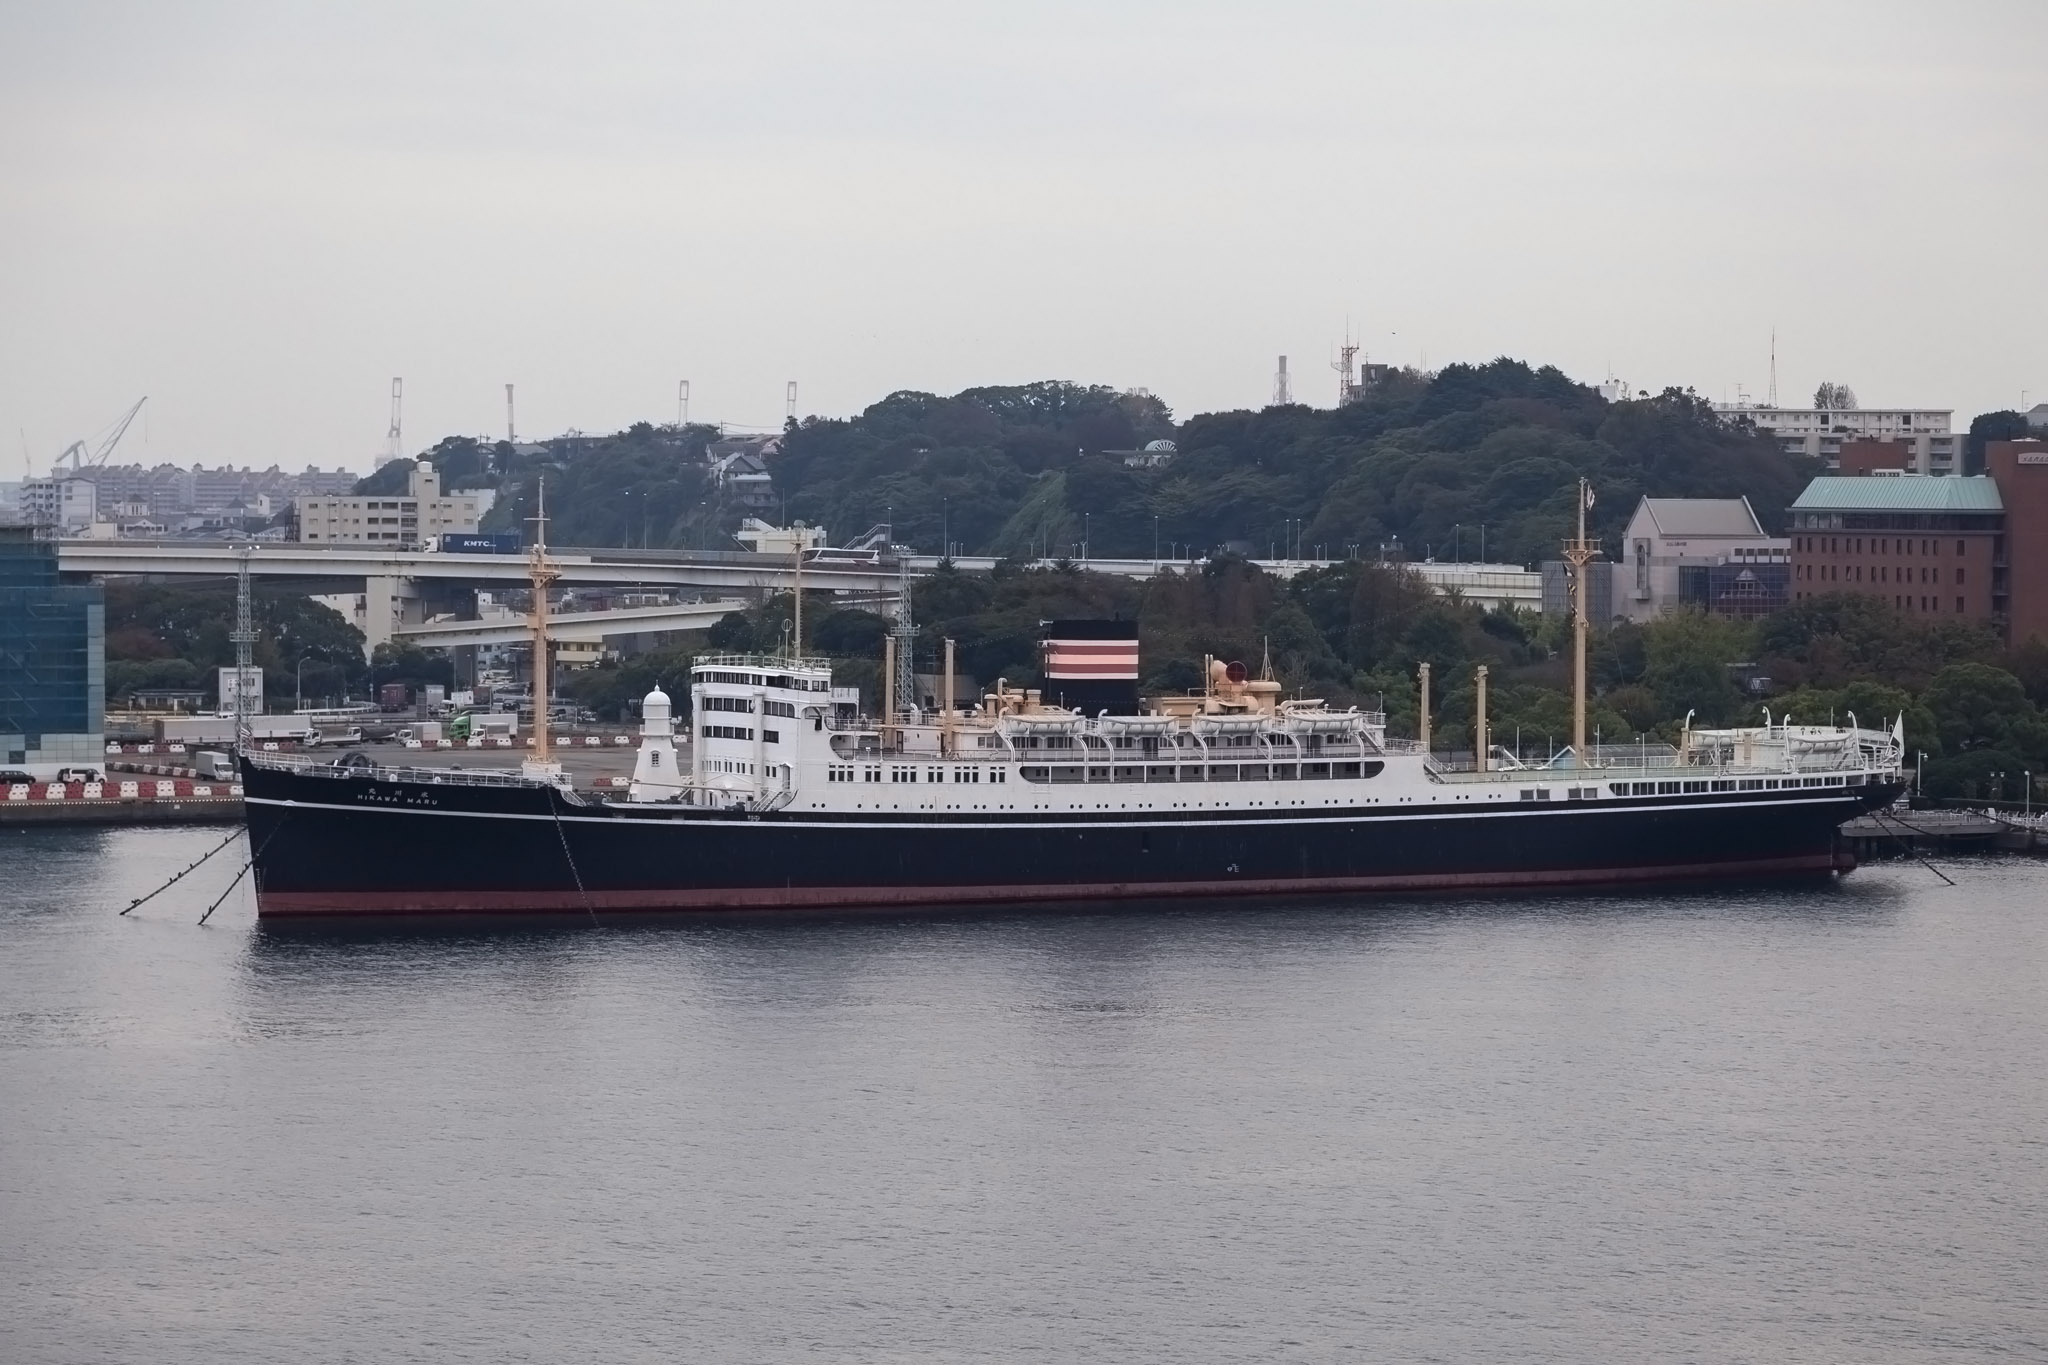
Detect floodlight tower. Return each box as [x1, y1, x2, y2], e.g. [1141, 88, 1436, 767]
[506, 384, 516, 442]
[678, 380, 690, 426]
[786, 381, 798, 421]
[1273, 356, 1291, 406]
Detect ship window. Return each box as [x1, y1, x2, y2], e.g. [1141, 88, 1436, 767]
[1656, 781, 1679, 794]
[1019, 766, 1048, 783]
[1520, 789, 1537, 801]
[1765, 779, 1778, 788]
[1711, 780, 1734, 791]
[763, 730, 780, 744]
[1739, 779, 1763, 790]
[1682, 781, 1706, 793]
[992, 769, 1005, 783]
[1147, 765, 1177, 782]
[1610, 784, 1630, 796]
[1207, 766, 1240, 781]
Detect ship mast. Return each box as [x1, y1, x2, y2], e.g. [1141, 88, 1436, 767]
[1563, 477, 1597, 767]
[527, 478, 561, 770]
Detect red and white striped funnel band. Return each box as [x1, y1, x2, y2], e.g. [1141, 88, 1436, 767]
[1043, 640, 1139, 678]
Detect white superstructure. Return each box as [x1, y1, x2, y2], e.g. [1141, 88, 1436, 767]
[633, 653, 1905, 817]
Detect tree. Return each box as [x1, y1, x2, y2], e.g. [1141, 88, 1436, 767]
[1813, 382, 1858, 410]
[1966, 410, 2032, 475]
[1641, 611, 1752, 726]
[1920, 663, 2048, 761]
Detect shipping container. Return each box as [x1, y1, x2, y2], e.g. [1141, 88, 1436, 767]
[378, 683, 412, 711]
[440, 532, 523, 555]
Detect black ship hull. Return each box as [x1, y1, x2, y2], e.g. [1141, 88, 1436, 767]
[240, 759, 1902, 918]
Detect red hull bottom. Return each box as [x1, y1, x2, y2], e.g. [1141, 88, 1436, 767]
[255, 852, 1847, 917]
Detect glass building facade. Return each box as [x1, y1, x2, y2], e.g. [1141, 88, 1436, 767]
[0, 524, 105, 767]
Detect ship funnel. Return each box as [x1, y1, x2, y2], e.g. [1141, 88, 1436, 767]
[1041, 620, 1140, 716]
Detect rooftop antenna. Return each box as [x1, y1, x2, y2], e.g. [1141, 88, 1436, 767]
[678, 380, 690, 426]
[1768, 327, 1778, 407]
[387, 378, 404, 462]
[1273, 355, 1291, 406]
[786, 381, 798, 421]
[505, 384, 516, 442]
[1333, 327, 1359, 406]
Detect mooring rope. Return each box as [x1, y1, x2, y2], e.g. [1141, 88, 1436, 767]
[1869, 807, 1958, 886]
[119, 826, 243, 916]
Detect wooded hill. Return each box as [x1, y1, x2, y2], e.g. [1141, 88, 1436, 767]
[436, 360, 1813, 562]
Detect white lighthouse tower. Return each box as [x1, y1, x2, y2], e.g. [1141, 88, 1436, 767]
[627, 685, 685, 802]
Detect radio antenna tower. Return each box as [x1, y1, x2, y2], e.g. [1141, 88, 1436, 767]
[1273, 355, 1291, 406]
[505, 384, 516, 442]
[677, 380, 690, 426]
[386, 378, 404, 461]
[786, 381, 798, 421]
[1768, 327, 1778, 407]
[1333, 331, 1360, 406]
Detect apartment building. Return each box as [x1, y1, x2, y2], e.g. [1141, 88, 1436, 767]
[1716, 403, 1961, 473]
[295, 459, 481, 547]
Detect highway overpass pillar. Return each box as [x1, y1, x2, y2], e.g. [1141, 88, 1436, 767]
[363, 575, 423, 656]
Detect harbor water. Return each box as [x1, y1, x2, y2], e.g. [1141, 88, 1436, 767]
[3, 824, 2044, 1362]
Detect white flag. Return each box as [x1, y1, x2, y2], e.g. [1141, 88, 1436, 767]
[1583, 484, 1596, 510]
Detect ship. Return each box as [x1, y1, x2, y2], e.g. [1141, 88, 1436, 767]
[238, 483, 1908, 917]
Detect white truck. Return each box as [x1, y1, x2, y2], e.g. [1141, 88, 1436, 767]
[158, 715, 317, 746]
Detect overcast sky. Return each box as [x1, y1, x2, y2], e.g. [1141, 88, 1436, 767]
[3, 0, 2043, 474]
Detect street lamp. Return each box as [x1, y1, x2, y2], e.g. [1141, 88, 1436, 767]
[1083, 512, 1090, 561]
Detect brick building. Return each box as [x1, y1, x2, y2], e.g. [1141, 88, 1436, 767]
[1788, 440, 2048, 646]
[1788, 476, 2002, 623]
[1837, 440, 1920, 476]
[1987, 439, 2048, 646]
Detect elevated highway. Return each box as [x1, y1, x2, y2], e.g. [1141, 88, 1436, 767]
[56, 540, 901, 593]
[56, 539, 1542, 651]
[392, 599, 751, 649]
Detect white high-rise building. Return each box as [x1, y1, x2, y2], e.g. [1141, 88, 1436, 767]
[21, 477, 99, 530]
[1714, 403, 1961, 473]
[296, 460, 480, 548]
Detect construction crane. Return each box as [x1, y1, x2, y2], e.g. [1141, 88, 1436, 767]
[56, 397, 149, 472]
